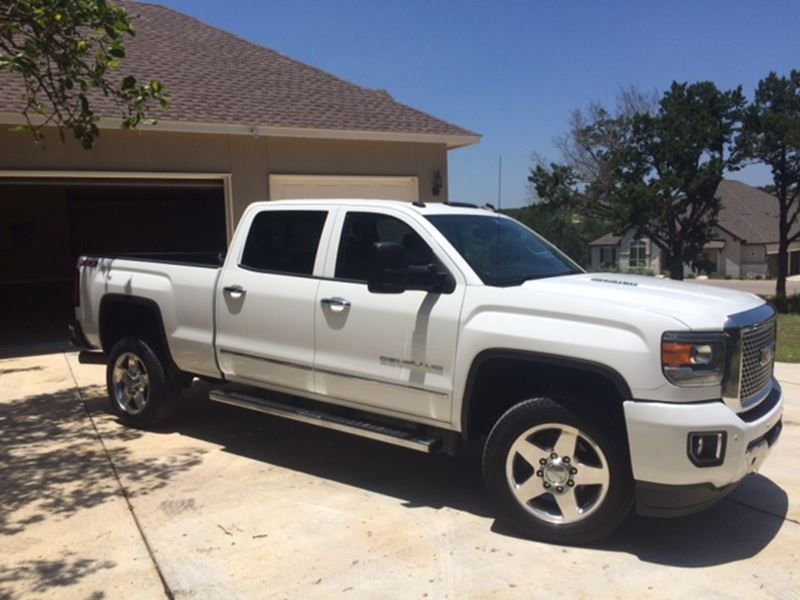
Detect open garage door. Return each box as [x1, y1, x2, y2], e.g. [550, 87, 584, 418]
[269, 175, 418, 202]
[0, 177, 227, 357]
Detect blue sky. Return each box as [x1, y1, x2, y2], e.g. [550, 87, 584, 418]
[154, 0, 799, 208]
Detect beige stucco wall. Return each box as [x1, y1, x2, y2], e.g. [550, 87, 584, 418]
[740, 243, 768, 277]
[710, 227, 742, 278]
[589, 225, 774, 278]
[0, 127, 449, 228]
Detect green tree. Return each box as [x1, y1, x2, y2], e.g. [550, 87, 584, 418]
[0, 0, 168, 148]
[739, 70, 800, 297]
[505, 200, 610, 269]
[531, 82, 745, 280]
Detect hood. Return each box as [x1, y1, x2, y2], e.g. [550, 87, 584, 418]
[523, 273, 765, 330]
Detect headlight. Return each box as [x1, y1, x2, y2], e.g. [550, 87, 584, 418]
[661, 332, 726, 387]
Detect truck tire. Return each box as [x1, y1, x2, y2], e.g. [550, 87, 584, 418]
[482, 397, 633, 544]
[106, 336, 179, 428]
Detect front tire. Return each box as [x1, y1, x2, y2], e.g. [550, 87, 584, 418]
[482, 397, 633, 544]
[106, 337, 179, 428]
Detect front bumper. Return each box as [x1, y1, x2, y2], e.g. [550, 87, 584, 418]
[624, 379, 783, 517]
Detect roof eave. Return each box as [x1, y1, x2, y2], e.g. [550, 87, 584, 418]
[0, 112, 481, 149]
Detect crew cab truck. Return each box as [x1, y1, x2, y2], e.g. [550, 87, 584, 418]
[71, 199, 784, 544]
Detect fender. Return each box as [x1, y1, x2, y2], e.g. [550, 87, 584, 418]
[99, 293, 178, 367]
[460, 348, 633, 437]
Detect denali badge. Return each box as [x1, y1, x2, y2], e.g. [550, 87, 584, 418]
[759, 344, 775, 367]
[380, 356, 444, 374]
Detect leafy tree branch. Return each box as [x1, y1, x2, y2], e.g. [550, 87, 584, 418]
[0, 0, 168, 148]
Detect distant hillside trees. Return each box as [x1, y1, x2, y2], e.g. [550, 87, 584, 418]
[530, 83, 745, 281]
[739, 70, 800, 297]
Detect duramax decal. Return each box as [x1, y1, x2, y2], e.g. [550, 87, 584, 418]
[590, 277, 639, 287]
[380, 356, 444, 374]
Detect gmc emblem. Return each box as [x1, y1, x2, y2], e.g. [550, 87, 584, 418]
[759, 344, 775, 367]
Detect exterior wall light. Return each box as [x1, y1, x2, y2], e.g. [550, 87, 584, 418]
[432, 171, 442, 196]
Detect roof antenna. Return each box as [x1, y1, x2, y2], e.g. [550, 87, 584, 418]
[497, 154, 502, 210]
[412, 200, 426, 208]
[483, 202, 496, 212]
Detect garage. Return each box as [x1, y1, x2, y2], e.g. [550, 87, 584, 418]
[0, 175, 227, 356]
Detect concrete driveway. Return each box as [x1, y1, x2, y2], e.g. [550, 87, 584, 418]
[1, 353, 798, 599]
[692, 278, 800, 297]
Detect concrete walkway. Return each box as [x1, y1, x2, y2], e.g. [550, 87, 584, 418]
[0, 352, 798, 599]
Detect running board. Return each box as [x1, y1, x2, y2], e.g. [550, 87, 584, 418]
[208, 389, 439, 453]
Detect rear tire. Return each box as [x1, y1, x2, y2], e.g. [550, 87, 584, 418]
[106, 337, 179, 428]
[482, 397, 633, 544]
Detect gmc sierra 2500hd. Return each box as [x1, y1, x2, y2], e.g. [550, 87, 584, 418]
[71, 199, 783, 544]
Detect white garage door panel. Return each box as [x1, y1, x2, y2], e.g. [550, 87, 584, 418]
[269, 175, 418, 202]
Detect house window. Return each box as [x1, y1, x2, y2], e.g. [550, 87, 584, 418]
[629, 239, 647, 268]
[600, 246, 616, 267]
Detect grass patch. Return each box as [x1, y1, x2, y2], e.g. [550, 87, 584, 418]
[777, 314, 800, 363]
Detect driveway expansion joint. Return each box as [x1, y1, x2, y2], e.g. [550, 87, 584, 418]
[722, 496, 800, 526]
[63, 353, 175, 600]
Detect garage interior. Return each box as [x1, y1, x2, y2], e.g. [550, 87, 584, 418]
[0, 178, 227, 357]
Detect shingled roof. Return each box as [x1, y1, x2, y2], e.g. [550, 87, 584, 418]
[715, 179, 797, 243]
[0, 1, 479, 147]
[589, 179, 796, 247]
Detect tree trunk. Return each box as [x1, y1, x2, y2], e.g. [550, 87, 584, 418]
[777, 206, 789, 298]
[669, 250, 684, 280]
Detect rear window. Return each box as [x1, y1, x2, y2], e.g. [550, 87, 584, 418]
[240, 210, 327, 276]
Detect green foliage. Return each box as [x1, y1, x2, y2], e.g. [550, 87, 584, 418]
[739, 70, 800, 298]
[767, 293, 800, 314]
[530, 82, 745, 280]
[503, 204, 610, 268]
[0, 0, 168, 148]
[775, 313, 800, 362]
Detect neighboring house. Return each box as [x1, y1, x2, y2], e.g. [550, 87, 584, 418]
[589, 180, 800, 278]
[0, 0, 478, 347]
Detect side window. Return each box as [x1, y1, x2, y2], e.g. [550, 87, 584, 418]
[335, 212, 438, 281]
[240, 210, 327, 276]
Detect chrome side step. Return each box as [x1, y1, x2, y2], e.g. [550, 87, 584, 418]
[208, 389, 439, 453]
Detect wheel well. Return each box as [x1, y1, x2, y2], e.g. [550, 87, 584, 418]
[99, 296, 171, 362]
[462, 352, 630, 441]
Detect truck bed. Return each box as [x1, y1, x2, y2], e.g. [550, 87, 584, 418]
[76, 253, 224, 379]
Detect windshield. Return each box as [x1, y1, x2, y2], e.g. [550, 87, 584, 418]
[426, 214, 582, 286]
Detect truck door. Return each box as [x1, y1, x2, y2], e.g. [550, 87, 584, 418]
[313, 208, 465, 423]
[215, 206, 334, 393]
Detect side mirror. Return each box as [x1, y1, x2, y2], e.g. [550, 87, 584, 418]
[368, 242, 455, 294]
[368, 242, 408, 294]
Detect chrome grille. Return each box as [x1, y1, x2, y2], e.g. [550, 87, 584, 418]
[740, 318, 776, 402]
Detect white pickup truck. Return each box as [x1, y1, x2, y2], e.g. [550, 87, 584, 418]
[71, 199, 783, 544]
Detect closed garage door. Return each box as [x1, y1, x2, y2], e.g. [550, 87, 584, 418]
[269, 175, 418, 202]
[0, 177, 227, 356]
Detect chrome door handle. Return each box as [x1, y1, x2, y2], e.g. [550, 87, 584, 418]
[321, 297, 351, 312]
[223, 285, 246, 298]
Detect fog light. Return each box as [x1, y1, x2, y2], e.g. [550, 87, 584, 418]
[687, 432, 726, 467]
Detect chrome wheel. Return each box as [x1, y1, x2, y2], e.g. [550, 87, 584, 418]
[505, 423, 610, 525]
[112, 352, 150, 415]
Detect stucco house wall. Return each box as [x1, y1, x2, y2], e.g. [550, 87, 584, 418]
[715, 228, 742, 278]
[0, 127, 449, 230]
[740, 244, 768, 278]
